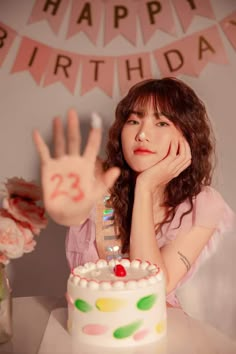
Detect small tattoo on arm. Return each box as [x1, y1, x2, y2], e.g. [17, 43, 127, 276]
[178, 251, 191, 271]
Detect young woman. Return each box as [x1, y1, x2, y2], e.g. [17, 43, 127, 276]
[33, 77, 234, 307]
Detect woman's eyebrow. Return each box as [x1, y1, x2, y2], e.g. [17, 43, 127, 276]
[130, 109, 173, 120]
[129, 110, 144, 116]
[153, 111, 168, 119]
[157, 111, 173, 119]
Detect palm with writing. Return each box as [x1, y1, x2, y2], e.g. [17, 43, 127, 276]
[33, 110, 120, 226]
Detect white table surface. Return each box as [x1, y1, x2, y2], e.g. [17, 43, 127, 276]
[1, 296, 236, 354]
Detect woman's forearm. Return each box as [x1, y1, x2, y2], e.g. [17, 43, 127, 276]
[129, 183, 168, 282]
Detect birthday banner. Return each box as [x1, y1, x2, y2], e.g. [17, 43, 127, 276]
[0, 2, 236, 96]
[27, 0, 216, 44]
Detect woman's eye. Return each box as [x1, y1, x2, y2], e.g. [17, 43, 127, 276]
[126, 119, 139, 125]
[156, 121, 169, 127]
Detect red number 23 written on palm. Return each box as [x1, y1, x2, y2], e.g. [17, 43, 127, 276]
[50, 173, 84, 202]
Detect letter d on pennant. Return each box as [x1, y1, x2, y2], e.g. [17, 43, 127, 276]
[164, 49, 184, 72]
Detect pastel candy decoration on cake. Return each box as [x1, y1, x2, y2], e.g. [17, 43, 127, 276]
[75, 299, 93, 312]
[96, 298, 127, 311]
[67, 259, 167, 348]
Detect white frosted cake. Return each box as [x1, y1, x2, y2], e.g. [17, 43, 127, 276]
[67, 259, 166, 348]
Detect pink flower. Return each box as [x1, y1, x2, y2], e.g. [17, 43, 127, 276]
[2, 177, 42, 201]
[17, 224, 36, 253]
[0, 215, 25, 259]
[0, 177, 48, 264]
[0, 252, 9, 265]
[2, 197, 47, 235]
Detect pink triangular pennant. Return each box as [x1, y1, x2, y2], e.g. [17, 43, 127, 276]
[220, 11, 236, 51]
[80, 55, 115, 97]
[28, 0, 70, 34]
[172, 0, 215, 32]
[137, 0, 176, 44]
[189, 25, 228, 75]
[117, 53, 152, 96]
[66, 0, 102, 45]
[43, 49, 80, 94]
[0, 22, 17, 67]
[11, 37, 52, 84]
[153, 37, 198, 78]
[104, 0, 137, 46]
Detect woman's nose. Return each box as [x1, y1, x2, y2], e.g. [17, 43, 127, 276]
[136, 130, 149, 142]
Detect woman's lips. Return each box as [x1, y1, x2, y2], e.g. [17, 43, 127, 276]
[134, 148, 155, 155]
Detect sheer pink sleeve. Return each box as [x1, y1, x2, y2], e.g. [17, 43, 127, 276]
[193, 186, 234, 230]
[65, 207, 99, 270]
[191, 186, 235, 262]
[165, 187, 235, 307]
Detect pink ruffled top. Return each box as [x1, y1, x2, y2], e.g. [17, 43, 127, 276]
[65, 186, 235, 307]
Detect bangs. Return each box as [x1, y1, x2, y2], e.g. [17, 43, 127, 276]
[119, 79, 177, 122]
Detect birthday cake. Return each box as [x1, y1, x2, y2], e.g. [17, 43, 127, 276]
[67, 259, 167, 347]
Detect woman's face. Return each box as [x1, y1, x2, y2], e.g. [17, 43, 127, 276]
[121, 103, 182, 173]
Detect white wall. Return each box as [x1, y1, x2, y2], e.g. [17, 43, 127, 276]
[0, 0, 235, 339]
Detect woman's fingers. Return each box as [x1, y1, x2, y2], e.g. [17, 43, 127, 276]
[67, 109, 81, 155]
[36, 109, 104, 165]
[184, 139, 192, 161]
[172, 138, 191, 176]
[83, 113, 102, 163]
[168, 138, 179, 158]
[33, 130, 51, 164]
[173, 159, 191, 178]
[53, 116, 65, 158]
[177, 138, 192, 168]
[178, 137, 191, 160]
[53, 110, 81, 157]
[160, 138, 191, 179]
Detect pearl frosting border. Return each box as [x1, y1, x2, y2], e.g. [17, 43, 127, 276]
[69, 259, 163, 290]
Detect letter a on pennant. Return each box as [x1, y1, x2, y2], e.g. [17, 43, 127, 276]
[66, 0, 103, 45]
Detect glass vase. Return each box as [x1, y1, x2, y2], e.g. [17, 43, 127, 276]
[0, 263, 12, 344]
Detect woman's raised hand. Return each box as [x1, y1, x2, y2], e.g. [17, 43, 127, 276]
[136, 137, 192, 194]
[33, 109, 120, 226]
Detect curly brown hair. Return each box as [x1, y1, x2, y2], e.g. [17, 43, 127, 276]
[104, 77, 215, 254]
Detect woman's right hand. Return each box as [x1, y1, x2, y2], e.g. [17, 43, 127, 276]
[33, 109, 120, 226]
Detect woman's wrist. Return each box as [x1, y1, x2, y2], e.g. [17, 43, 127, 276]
[135, 175, 153, 193]
[135, 176, 164, 197]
